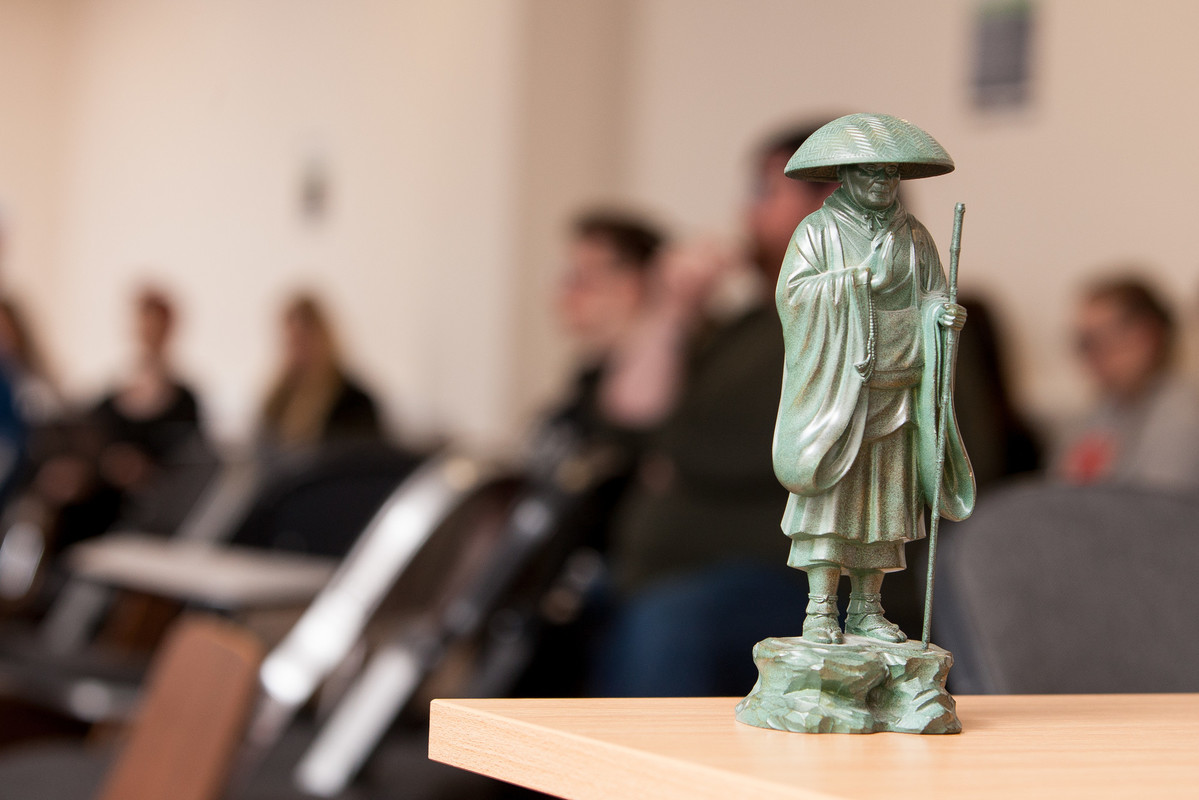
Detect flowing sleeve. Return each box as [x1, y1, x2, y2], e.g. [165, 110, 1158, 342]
[772, 214, 872, 496]
[913, 222, 976, 520]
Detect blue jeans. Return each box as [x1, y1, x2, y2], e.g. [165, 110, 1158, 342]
[590, 561, 810, 697]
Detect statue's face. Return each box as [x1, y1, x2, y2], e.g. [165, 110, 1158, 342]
[842, 162, 900, 211]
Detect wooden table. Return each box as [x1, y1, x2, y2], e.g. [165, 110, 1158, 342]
[429, 694, 1199, 799]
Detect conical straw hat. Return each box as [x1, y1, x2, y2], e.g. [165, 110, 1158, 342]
[785, 113, 954, 182]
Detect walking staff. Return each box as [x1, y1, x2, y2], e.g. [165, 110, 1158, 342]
[922, 202, 966, 649]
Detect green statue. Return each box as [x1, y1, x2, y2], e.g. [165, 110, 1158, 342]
[773, 113, 975, 645]
[736, 114, 974, 734]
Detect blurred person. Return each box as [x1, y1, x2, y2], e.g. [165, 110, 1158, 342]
[502, 211, 667, 699]
[548, 210, 663, 446]
[0, 369, 24, 507]
[41, 287, 207, 551]
[257, 293, 381, 457]
[589, 122, 839, 696]
[876, 294, 1043, 642]
[208, 296, 406, 562]
[0, 298, 62, 571]
[0, 297, 64, 497]
[951, 295, 1042, 487]
[1054, 276, 1199, 489]
[88, 288, 203, 494]
[0, 298, 63, 426]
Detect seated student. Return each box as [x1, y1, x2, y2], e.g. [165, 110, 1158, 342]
[950, 295, 1042, 488]
[590, 123, 839, 697]
[90, 288, 203, 489]
[0, 369, 23, 507]
[873, 294, 1044, 642]
[510, 211, 666, 697]
[544, 210, 664, 456]
[44, 287, 207, 550]
[0, 297, 64, 428]
[0, 297, 61, 503]
[257, 292, 382, 459]
[1054, 276, 1199, 490]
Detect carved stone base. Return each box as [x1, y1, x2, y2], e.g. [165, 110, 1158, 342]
[734, 635, 960, 734]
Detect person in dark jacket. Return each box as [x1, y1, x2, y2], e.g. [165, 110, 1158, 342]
[590, 123, 840, 696]
[39, 287, 208, 550]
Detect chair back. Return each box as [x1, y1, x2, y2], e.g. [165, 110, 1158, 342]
[228, 443, 423, 557]
[294, 441, 620, 796]
[936, 482, 1199, 693]
[95, 616, 264, 800]
[246, 454, 497, 754]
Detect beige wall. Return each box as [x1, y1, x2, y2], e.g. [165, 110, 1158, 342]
[0, 0, 73, 346]
[510, 0, 637, 429]
[44, 0, 528, 446]
[3, 0, 1198, 449]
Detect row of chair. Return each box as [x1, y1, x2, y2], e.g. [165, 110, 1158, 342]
[1, 438, 1197, 797]
[0, 430, 620, 798]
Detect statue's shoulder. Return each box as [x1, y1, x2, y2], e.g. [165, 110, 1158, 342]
[798, 203, 834, 231]
[902, 212, 945, 273]
[905, 210, 932, 238]
[905, 213, 940, 253]
[790, 205, 837, 249]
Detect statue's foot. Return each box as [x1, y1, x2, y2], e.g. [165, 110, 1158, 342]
[802, 594, 844, 644]
[803, 615, 844, 644]
[845, 613, 906, 643]
[845, 592, 907, 643]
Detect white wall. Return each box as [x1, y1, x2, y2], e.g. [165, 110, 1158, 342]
[624, 0, 1199, 424]
[47, 0, 526, 447]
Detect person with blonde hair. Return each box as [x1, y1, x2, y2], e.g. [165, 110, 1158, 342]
[258, 293, 381, 455]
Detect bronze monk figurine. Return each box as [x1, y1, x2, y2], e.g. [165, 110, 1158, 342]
[772, 113, 975, 645]
[737, 113, 973, 734]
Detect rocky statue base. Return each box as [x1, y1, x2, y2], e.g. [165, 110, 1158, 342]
[734, 635, 960, 734]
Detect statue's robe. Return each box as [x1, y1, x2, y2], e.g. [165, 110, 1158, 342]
[773, 188, 975, 573]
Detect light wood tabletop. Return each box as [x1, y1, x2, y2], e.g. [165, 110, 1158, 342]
[429, 694, 1199, 799]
